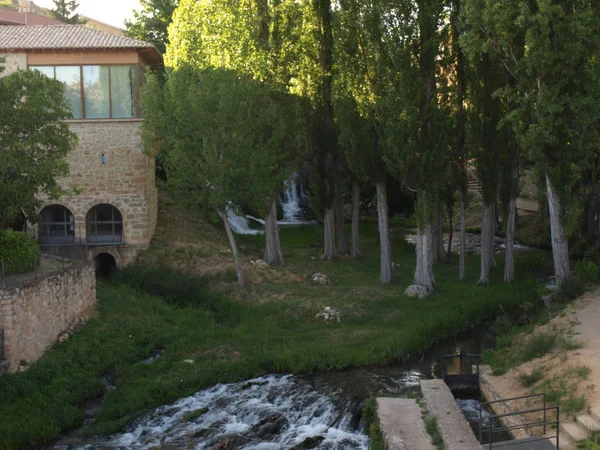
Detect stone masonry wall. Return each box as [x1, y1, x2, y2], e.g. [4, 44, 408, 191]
[55, 121, 157, 246]
[0, 52, 26, 75]
[0, 264, 96, 373]
[37, 121, 158, 265]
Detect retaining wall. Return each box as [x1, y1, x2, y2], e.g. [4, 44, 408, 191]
[0, 263, 96, 372]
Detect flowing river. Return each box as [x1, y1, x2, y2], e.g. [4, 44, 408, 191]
[46, 328, 504, 450]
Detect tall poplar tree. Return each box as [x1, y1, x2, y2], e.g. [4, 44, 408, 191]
[381, 0, 452, 294]
[335, 0, 393, 283]
[165, 0, 315, 265]
[461, 0, 600, 287]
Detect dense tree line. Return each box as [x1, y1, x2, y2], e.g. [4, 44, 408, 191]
[137, 0, 600, 292]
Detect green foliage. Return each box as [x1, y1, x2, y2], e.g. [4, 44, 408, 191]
[425, 417, 443, 449]
[142, 66, 307, 218]
[0, 222, 543, 449]
[0, 230, 40, 274]
[579, 432, 600, 449]
[49, 0, 86, 24]
[125, 0, 178, 54]
[575, 260, 599, 284]
[0, 63, 78, 228]
[518, 370, 543, 388]
[553, 278, 586, 305]
[363, 398, 385, 450]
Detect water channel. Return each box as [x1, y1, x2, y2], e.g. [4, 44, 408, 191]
[47, 328, 506, 450]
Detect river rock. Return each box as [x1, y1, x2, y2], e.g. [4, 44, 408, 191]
[250, 259, 270, 270]
[404, 285, 431, 299]
[312, 273, 329, 284]
[252, 414, 287, 438]
[316, 306, 341, 322]
[289, 435, 326, 449]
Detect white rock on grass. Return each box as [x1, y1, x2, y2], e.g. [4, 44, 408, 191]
[404, 285, 431, 299]
[316, 306, 341, 322]
[312, 273, 329, 284]
[250, 259, 270, 270]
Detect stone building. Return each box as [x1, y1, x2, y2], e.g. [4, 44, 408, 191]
[0, 25, 161, 271]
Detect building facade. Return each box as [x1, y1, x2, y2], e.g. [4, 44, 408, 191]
[0, 25, 161, 269]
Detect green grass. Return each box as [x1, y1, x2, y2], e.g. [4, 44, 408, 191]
[0, 223, 542, 450]
[425, 417, 443, 449]
[363, 398, 385, 450]
[518, 369, 544, 388]
[579, 432, 600, 449]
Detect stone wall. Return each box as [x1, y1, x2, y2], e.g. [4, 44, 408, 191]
[0, 263, 96, 373]
[36, 120, 158, 265]
[0, 52, 27, 75]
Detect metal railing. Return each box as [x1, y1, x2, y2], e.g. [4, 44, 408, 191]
[479, 393, 560, 449]
[1, 250, 88, 291]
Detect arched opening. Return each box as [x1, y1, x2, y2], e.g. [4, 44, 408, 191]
[95, 253, 116, 278]
[87, 204, 123, 244]
[39, 205, 75, 246]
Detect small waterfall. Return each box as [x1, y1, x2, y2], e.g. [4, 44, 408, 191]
[221, 207, 264, 235]
[281, 176, 309, 223]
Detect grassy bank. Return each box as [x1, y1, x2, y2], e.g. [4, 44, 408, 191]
[0, 219, 543, 449]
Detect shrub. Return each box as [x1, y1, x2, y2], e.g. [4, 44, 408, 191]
[0, 230, 40, 274]
[518, 369, 544, 387]
[575, 260, 599, 284]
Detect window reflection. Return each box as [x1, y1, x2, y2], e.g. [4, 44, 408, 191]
[111, 66, 136, 118]
[83, 66, 110, 119]
[55, 66, 82, 119]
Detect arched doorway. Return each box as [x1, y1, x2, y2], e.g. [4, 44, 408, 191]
[39, 205, 75, 245]
[87, 204, 123, 244]
[95, 253, 116, 278]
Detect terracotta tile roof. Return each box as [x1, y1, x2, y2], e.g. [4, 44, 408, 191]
[0, 9, 63, 26]
[0, 24, 156, 51]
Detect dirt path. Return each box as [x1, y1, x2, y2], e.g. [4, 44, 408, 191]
[483, 287, 600, 422]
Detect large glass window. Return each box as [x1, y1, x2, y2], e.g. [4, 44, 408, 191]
[56, 66, 83, 119]
[83, 65, 111, 119]
[40, 205, 75, 245]
[33, 66, 83, 119]
[110, 65, 136, 118]
[30, 64, 141, 120]
[87, 204, 123, 244]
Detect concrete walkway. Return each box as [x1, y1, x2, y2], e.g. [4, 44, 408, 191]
[421, 380, 482, 450]
[376, 398, 435, 450]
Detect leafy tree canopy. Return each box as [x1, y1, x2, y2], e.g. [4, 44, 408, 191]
[125, 0, 178, 55]
[142, 66, 308, 217]
[50, 0, 86, 24]
[0, 64, 78, 228]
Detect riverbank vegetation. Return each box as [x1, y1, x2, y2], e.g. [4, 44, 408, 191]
[0, 223, 543, 450]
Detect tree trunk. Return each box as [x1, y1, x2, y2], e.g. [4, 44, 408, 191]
[432, 207, 445, 263]
[221, 208, 244, 286]
[489, 201, 497, 268]
[459, 195, 467, 281]
[413, 223, 435, 292]
[504, 197, 516, 283]
[334, 179, 349, 255]
[446, 203, 453, 263]
[478, 203, 493, 285]
[351, 181, 361, 258]
[546, 175, 571, 286]
[263, 200, 284, 265]
[323, 206, 337, 259]
[376, 181, 392, 284]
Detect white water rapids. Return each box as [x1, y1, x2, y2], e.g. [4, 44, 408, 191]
[53, 375, 370, 450]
